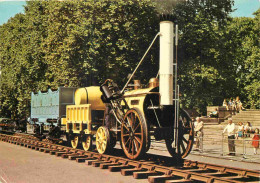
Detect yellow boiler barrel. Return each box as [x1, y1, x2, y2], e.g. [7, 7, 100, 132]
[75, 86, 105, 110]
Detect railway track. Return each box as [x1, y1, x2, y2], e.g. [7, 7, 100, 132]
[0, 133, 259, 183]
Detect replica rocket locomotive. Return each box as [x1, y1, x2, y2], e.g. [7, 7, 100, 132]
[28, 17, 194, 160]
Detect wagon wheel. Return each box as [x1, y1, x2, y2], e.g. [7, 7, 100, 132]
[96, 126, 110, 154]
[82, 135, 92, 151]
[165, 109, 194, 158]
[121, 108, 148, 160]
[71, 135, 79, 149]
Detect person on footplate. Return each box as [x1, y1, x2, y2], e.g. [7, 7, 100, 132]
[223, 118, 236, 156]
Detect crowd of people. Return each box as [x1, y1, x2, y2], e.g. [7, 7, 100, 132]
[192, 96, 259, 156]
[207, 96, 244, 118]
[222, 118, 259, 155]
[222, 96, 244, 114]
[235, 121, 253, 138]
[192, 117, 259, 155]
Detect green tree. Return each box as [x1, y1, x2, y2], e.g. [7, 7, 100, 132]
[223, 9, 260, 108]
[171, 0, 234, 114]
[0, 0, 159, 118]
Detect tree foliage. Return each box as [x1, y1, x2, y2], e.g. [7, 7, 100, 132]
[0, 0, 259, 119]
[172, 0, 235, 113]
[0, 0, 159, 119]
[221, 9, 260, 109]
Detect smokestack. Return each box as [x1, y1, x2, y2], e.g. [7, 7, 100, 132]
[159, 16, 174, 105]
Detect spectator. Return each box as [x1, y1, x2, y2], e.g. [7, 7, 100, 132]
[244, 122, 252, 137]
[252, 128, 259, 155]
[228, 98, 233, 111]
[223, 118, 236, 156]
[193, 117, 198, 128]
[191, 117, 195, 125]
[236, 96, 244, 112]
[223, 99, 228, 110]
[194, 117, 204, 151]
[208, 108, 218, 118]
[232, 98, 237, 114]
[235, 122, 244, 139]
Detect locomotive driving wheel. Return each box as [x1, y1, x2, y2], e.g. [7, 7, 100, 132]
[82, 135, 92, 151]
[71, 135, 79, 149]
[96, 126, 110, 154]
[121, 108, 148, 160]
[165, 109, 194, 158]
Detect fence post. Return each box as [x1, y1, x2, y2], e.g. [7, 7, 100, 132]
[201, 135, 203, 152]
[221, 133, 224, 156]
[242, 135, 245, 159]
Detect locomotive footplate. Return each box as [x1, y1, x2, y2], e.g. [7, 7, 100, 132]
[154, 127, 174, 141]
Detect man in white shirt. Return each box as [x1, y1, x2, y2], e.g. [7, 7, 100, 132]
[223, 118, 236, 156]
[194, 117, 204, 151]
[193, 117, 198, 129]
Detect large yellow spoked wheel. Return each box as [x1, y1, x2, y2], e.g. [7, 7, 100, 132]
[82, 135, 92, 151]
[165, 109, 194, 158]
[71, 135, 79, 149]
[121, 108, 148, 160]
[96, 126, 110, 154]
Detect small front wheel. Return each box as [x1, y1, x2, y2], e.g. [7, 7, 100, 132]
[96, 126, 110, 154]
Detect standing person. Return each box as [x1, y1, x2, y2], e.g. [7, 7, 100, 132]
[193, 117, 198, 129]
[193, 117, 198, 149]
[194, 117, 204, 151]
[223, 118, 236, 156]
[252, 128, 259, 155]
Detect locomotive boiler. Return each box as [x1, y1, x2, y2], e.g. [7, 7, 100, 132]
[28, 17, 194, 160]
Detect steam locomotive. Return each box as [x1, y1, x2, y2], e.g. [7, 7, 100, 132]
[8, 17, 194, 160]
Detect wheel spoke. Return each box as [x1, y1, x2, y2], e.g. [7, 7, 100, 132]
[132, 113, 137, 129]
[180, 140, 185, 153]
[133, 123, 140, 132]
[125, 136, 131, 145]
[123, 125, 129, 131]
[134, 136, 141, 145]
[130, 113, 134, 126]
[134, 133, 142, 136]
[183, 137, 188, 144]
[128, 139, 132, 152]
[131, 140, 135, 155]
[134, 138, 140, 151]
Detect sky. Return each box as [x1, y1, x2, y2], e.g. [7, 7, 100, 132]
[0, 0, 260, 25]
